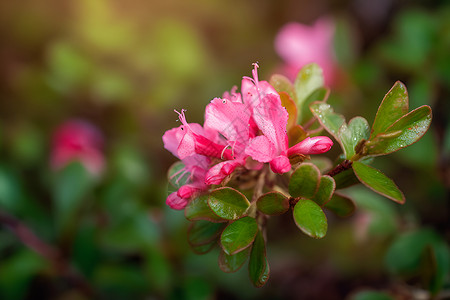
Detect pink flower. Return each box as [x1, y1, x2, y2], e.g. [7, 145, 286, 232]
[163, 117, 215, 210]
[51, 120, 104, 175]
[243, 65, 333, 173]
[275, 17, 336, 85]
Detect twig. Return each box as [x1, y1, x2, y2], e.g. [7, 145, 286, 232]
[327, 159, 353, 177]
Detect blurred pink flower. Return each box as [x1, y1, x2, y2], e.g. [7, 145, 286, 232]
[51, 120, 105, 175]
[275, 17, 336, 84]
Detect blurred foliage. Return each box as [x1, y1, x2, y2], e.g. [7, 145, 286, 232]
[0, 0, 449, 299]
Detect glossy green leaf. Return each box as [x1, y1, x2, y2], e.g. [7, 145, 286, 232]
[309, 157, 333, 173]
[280, 92, 298, 130]
[371, 81, 409, 137]
[191, 240, 217, 255]
[339, 116, 370, 159]
[324, 192, 356, 217]
[220, 217, 258, 255]
[248, 231, 270, 287]
[312, 175, 335, 206]
[185, 194, 224, 222]
[269, 73, 296, 101]
[208, 187, 250, 220]
[293, 199, 328, 238]
[310, 101, 345, 141]
[187, 220, 225, 247]
[289, 163, 320, 198]
[365, 105, 432, 156]
[333, 168, 359, 189]
[294, 64, 324, 121]
[299, 87, 330, 124]
[256, 192, 289, 215]
[352, 162, 405, 204]
[218, 247, 251, 273]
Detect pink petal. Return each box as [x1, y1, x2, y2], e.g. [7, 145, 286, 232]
[287, 136, 333, 156]
[205, 160, 242, 185]
[166, 192, 188, 210]
[270, 155, 291, 174]
[252, 93, 289, 154]
[204, 97, 250, 147]
[245, 135, 277, 163]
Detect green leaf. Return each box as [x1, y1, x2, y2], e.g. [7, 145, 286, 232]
[185, 194, 224, 222]
[256, 192, 289, 215]
[289, 163, 320, 198]
[339, 116, 370, 159]
[385, 229, 450, 295]
[288, 125, 308, 147]
[293, 199, 328, 238]
[352, 162, 405, 204]
[191, 241, 217, 255]
[312, 175, 335, 206]
[187, 220, 225, 247]
[208, 187, 250, 220]
[333, 168, 359, 189]
[310, 101, 345, 142]
[351, 290, 394, 300]
[371, 81, 409, 137]
[324, 192, 356, 217]
[294, 64, 324, 123]
[365, 105, 432, 156]
[220, 217, 258, 255]
[218, 247, 251, 273]
[299, 87, 330, 124]
[248, 231, 270, 287]
[309, 157, 333, 173]
[280, 92, 298, 130]
[53, 162, 94, 235]
[269, 73, 296, 101]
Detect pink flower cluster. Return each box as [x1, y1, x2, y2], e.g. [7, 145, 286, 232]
[275, 17, 336, 85]
[163, 64, 333, 210]
[51, 120, 105, 176]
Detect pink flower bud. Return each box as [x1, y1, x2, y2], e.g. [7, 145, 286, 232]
[270, 155, 291, 174]
[177, 185, 197, 199]
[287, 136, 333, 157]
[166, 192, 189, 210]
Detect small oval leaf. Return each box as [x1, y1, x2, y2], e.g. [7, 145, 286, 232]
[371, 81, 409, 137]
[256, 192, 289, 215]
[339, 116, 370, 159]
[218, 247, 251, 273]
[289, 163, 320, 198]
[220, 217, 258, 255]
[310, 101, 345, 142]
[280, 92, 298, 130]
[352, 161, 405, 204]
[248, 231, 270, 287]
[269, 73, 296, 101]
[294, 64, 325, 122]
[185, 194, 224, 222]
[187, 220, 225, 247]
[293, 199, 328, 239]
[208, 187, 250, 220]
[366, 105, 432, 156]
[313, 175, 336, 206]
[324, 192, 356, 217]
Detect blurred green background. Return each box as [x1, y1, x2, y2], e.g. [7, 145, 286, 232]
[0, 0, 449, 299]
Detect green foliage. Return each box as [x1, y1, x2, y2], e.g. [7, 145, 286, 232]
[289, 163, 320, 198]
[256, 192, 289, 215]
[352, 162, 404, 204]
[293, 199, 328, 239]
[208, 187, 250, 220]
[220, 217, 258, 255]
[248, 231, 270, 288]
